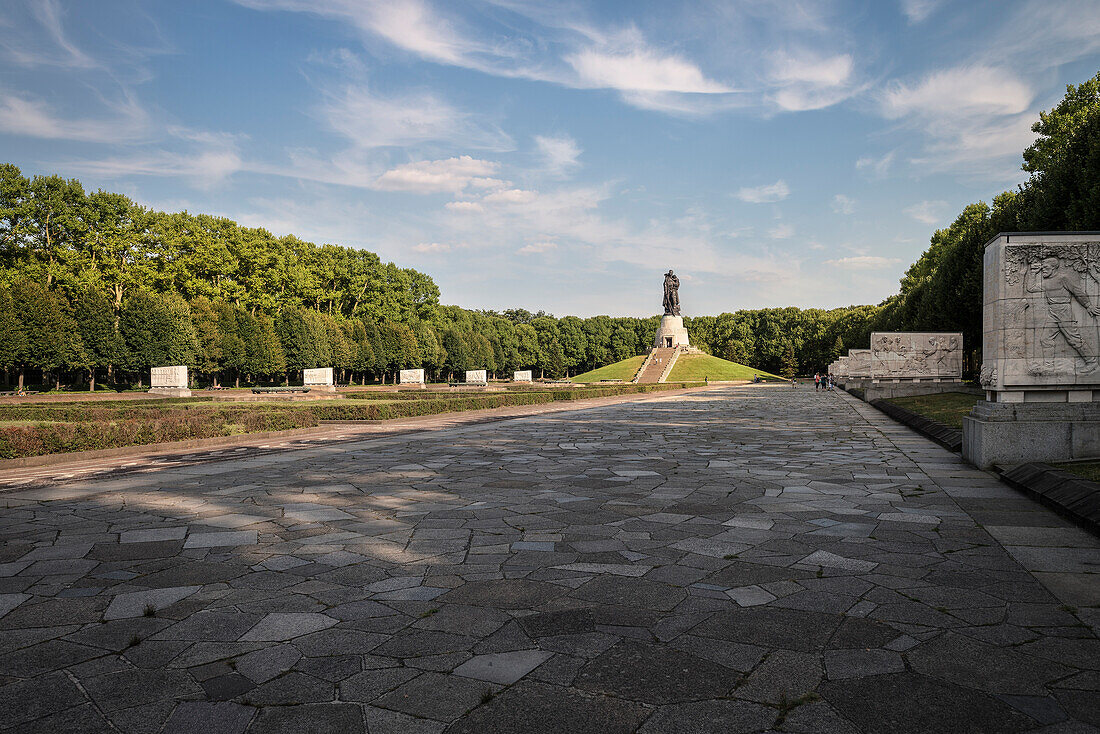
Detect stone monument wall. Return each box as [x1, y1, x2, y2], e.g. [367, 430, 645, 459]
[513, 370, 532, 382]
[870, 332, 962, 379]
[465, 370, 487, 384]
[848, 349, 872, 378]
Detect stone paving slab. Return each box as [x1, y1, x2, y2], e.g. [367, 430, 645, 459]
[0, 384, 1097, 732]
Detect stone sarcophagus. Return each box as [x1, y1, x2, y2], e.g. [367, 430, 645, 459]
[965, 233, 1100, 468]
[465, 370, 488, 384]
[870, 332, 963, 379]
[513, 370, 533, 382]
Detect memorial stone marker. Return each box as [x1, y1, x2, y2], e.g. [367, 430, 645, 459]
[400, 369, 425, 384]
[871, 332, 963, 379]
[653, 269, 691, 348]
[465, 370, 488, 384]
[513, 370, 533, 382]
[965, 233, 1100, 467]
[303, 367, 334, 385]
[149, 365, 190, 397]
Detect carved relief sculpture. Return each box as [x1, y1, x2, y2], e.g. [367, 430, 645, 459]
[992, 241, 1100, 389]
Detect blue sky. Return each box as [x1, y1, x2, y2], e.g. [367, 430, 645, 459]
[3, 0, 1100, 317]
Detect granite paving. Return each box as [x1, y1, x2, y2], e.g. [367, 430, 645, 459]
[0, 384, 1098, 732]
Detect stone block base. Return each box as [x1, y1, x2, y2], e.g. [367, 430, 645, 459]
[304, 385, 337, 393]
[148, 388, 192, 398]
[653, 315, 690, 349]
[861, 380, 977, 402]
[963, 401, 1100, 469]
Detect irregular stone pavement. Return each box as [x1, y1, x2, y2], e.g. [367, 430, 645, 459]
[0, 384, 1098, 733]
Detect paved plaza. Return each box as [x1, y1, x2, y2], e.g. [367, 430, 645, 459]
[1, 385, 1099, 733]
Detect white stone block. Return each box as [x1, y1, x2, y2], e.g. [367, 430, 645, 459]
[870, 332, 963, 379]
[653, 315, 690, 348]
[400, 369, 425, 384]
[465, 370, 487, 384]
[151, 365, 188, 389]
[513, 370, 533, 382]
[303, 367, 334, 386]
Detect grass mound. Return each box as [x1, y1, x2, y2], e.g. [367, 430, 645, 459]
[667, 353, 784, 382]
[570, 355, 646, 383]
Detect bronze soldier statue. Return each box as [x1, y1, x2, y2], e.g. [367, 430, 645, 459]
[663, 270, 680, 316]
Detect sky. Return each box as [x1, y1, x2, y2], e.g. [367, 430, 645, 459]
[2, 0, 1100, 317]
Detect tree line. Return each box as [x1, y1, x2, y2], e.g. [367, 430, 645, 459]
[2, 70, 1096, 388]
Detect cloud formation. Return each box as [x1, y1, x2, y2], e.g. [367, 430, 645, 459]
[736, 180, 790, 204]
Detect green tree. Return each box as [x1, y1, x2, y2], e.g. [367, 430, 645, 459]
[780, 342, 798, 381]
[72, 286, 122, 390]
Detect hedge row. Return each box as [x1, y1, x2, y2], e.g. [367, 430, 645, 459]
[0, 380, 704, 458]
[0, 410, 316, 459]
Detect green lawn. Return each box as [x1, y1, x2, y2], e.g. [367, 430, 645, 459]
[1053, 461, 1100, 482]
[571, 356, 647, 383]
[885, 392, 979, 428]
[667, 354, 784, 382]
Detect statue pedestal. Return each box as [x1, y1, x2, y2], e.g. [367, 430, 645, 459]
[654, 316, 690, 348]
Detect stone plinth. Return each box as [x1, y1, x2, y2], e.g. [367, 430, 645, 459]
[149, 365, 190, 397]
[400, 369, 425, 384]
[871, 332, 963, 379]
[653, 316, 690, 349]
[513, 370, 532, 382]
[964, 232, 1100, 467]
[465, 370, 488, 384]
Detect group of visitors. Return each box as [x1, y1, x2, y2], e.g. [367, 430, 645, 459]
[813, 372, 835, 391]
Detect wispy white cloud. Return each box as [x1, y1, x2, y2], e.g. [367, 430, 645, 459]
[855, 151, 895, 179]
[736, 180, 790, 204]
[825, 255, 902, 270]
[482, 188, 539, 204]
[319, 83, 513, 151]
[831, 194, 855, 215]
[900, 0, 942, 24]
[517, 241, 557, 255]
[444, 200, 484, 213]
[534, 134, 581, 177]
[768, 51, 861, 112]
[413, 241, 453, 253]
[374, 156, 501, 193]
[0, 89, 149, 142]
[62, 129, 244, 188]
[768, 223, 795, 239]
[1, 0, 97, 69]
[881, 66, 1033, 119]
[904, 200, 948, 225]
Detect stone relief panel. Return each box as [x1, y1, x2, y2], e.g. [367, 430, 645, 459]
[870, 332, 963, 379]
[151, 365, 188, 388]
[303, 367, 334, 385]
[465, 370, 488, 383]
[986, 239, 1100, 390]
[848, 349, 872, 377]
[399, 369, 425, 384]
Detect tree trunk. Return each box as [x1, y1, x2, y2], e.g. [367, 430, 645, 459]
[235, 373, 240, 389]
[89, 368, 95, 392]
[18, 368, 24, 390]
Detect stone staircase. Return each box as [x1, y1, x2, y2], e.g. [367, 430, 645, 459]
[636, 347, 677, 383]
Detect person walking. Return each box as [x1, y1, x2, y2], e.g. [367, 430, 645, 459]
[814, 372, 821, 391]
